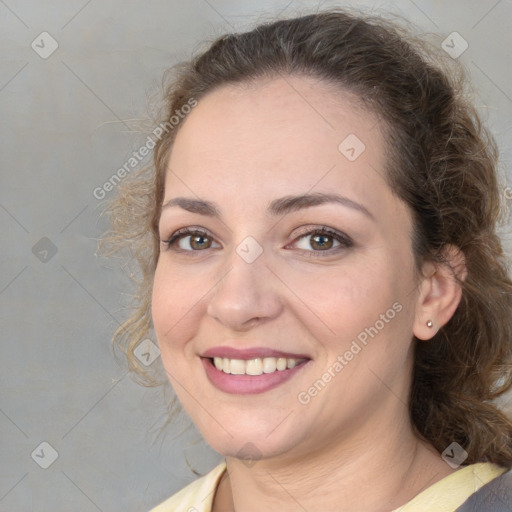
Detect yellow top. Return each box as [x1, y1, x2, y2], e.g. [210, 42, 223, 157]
[149, 461, 508, 512]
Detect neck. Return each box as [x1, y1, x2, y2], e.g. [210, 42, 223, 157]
[215, 409, 454, 512]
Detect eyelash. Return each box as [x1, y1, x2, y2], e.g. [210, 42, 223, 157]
[160, 227, 215, 252]
[287, 226, 353, 257]
[160, 226, 353, 256]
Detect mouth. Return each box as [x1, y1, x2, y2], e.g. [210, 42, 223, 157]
[200, 348, 311, 394]
[209, 356, 308, 376]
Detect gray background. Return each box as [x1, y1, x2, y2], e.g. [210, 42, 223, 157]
[1, 0, 511, 511]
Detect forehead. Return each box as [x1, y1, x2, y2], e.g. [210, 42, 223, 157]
[165, 75, 390, 209]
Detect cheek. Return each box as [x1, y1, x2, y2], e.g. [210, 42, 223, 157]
[290, 258, 393, 328]
[286, 251, 414, 363]
[151, 261, 206, 354]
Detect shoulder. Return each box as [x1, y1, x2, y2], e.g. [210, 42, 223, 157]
[393, 462, 509, 512]
[149, 461, 227, 512]
[456, 464, 512, 511]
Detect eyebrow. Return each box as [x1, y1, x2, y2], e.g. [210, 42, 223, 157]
[161, 192, 374, 220]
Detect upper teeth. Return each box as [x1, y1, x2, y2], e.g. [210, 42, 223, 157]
[213, 357, 304, 375]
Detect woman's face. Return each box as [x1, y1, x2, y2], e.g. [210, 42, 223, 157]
[152, 75, 422, 461]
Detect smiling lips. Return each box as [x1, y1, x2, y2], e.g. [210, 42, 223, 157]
[201, 347, 311, 394]
[213, 356, 306, 375]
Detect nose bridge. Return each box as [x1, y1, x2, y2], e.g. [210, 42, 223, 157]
[207, 237, 282, 328]
[218, 238, 268, 302]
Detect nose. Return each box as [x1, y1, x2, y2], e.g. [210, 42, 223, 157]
[206, 249, 284, 331]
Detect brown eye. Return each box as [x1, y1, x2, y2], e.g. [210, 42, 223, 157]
[180, 233, 213, 250]
[288, 227, 353, 256]
[310, 234, 334, 250]
[294, 232, 341, 251]
[161, 228, 221, 252]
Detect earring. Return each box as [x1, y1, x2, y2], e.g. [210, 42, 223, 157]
[426, 320, 433, 328]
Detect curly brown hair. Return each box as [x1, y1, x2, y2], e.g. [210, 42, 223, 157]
[105, 9, 512, 466]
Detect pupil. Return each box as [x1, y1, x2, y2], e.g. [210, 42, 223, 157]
[311, 234, 332, 250]
[191, 235, 210, 250]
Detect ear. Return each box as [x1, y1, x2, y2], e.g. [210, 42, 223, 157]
[413, 244, 467, 341]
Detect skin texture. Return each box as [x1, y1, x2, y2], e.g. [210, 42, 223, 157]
[152, 75, 465, 511]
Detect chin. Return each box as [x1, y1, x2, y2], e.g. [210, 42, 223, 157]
[195, 416, 307, 464]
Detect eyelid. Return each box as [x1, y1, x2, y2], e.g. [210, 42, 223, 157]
[289, 224, 352, 241]
[160, 226, 220, 250]
[286, 225, 354, 251]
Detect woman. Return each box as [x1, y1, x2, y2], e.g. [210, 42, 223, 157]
[108, 9, 512, 511]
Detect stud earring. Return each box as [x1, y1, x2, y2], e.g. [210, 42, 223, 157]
[426, 320, 433, 328]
